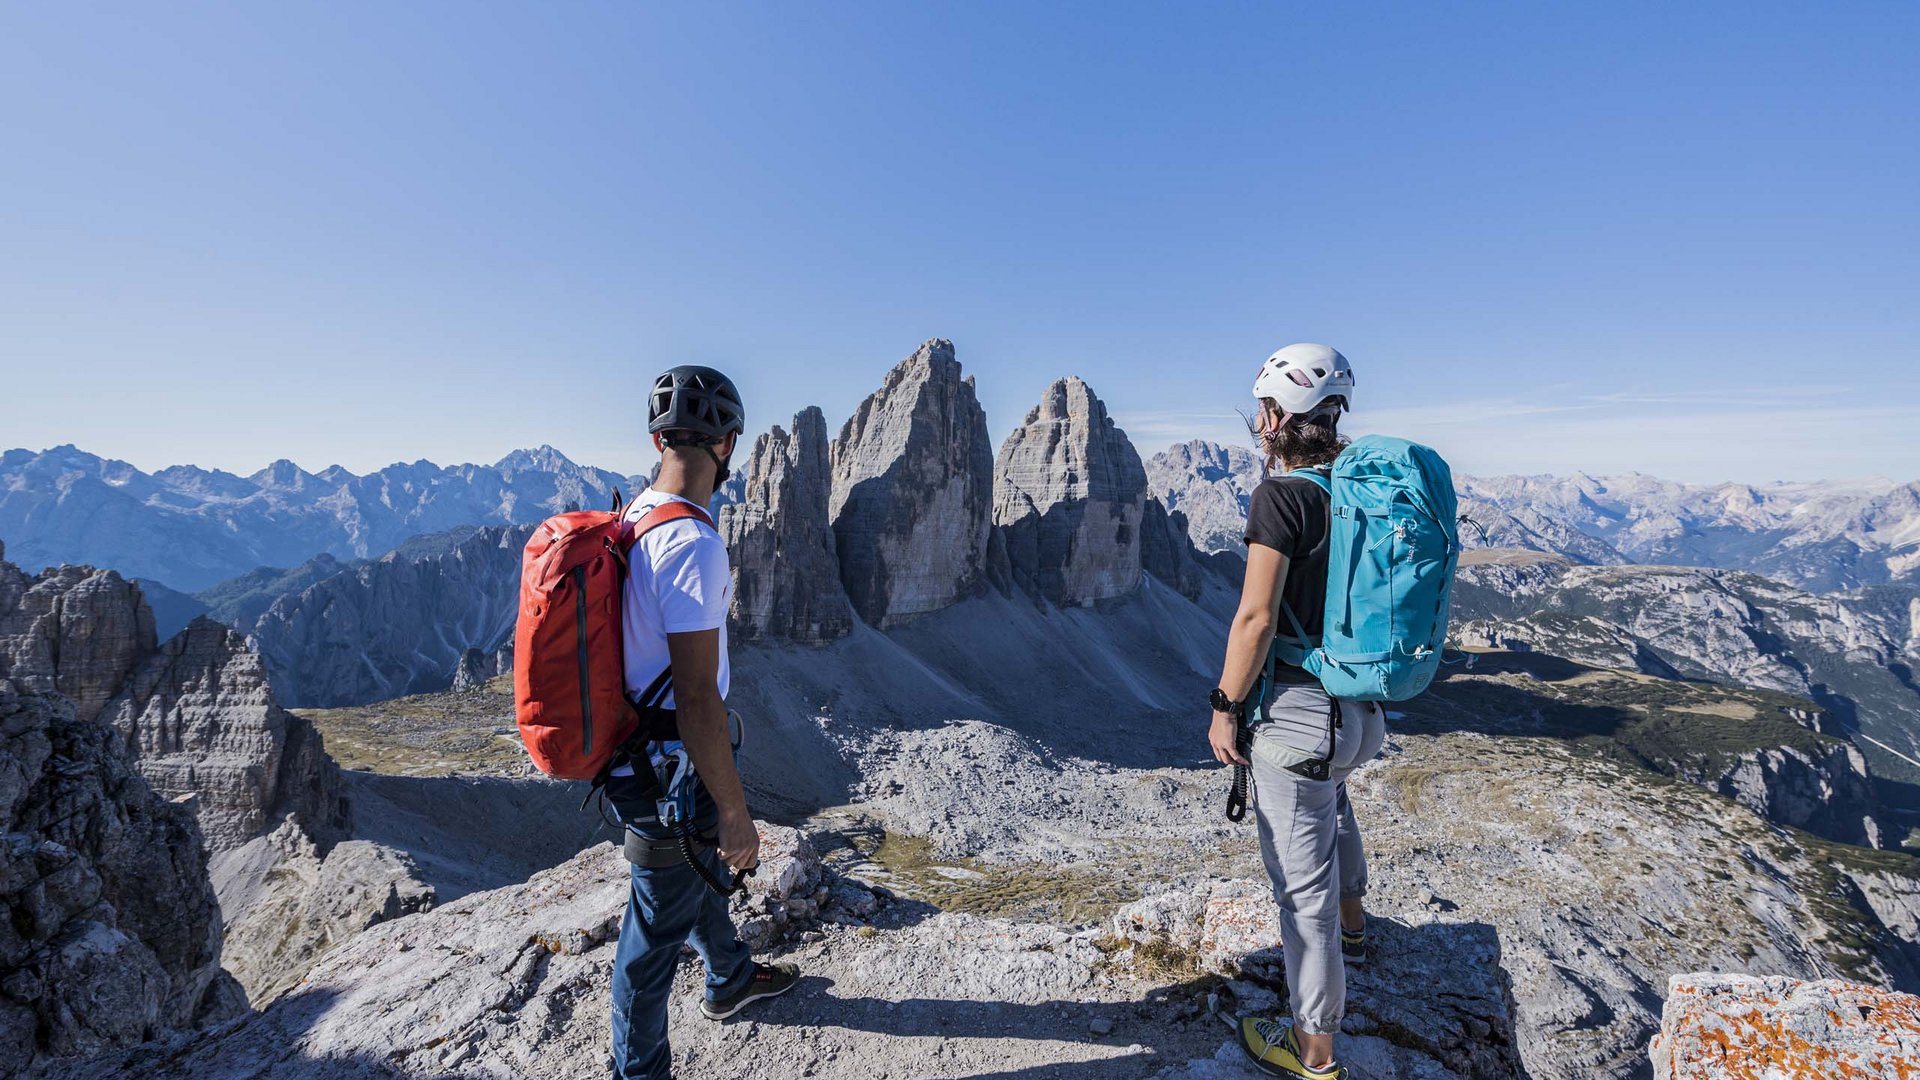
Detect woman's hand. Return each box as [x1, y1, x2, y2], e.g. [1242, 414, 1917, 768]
[1209, 711, 1248, 766]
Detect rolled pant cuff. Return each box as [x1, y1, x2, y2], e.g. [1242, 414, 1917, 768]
[1294, 1015, 1343, 1037]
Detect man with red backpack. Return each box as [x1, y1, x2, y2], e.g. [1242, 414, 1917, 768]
[602, 366, 798, 1078]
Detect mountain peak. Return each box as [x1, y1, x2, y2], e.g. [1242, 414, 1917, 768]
[494, 445, 578, 472]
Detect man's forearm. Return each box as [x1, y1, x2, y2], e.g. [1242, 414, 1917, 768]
[676, 691, 750, 820]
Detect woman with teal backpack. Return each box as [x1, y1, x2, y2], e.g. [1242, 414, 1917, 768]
[1208, 343, 1389, 1080]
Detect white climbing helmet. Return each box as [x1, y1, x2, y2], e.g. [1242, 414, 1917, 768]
[1251, 343, 1355, 416]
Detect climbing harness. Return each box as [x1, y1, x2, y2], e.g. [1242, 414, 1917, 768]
[586, 694, 755, 898]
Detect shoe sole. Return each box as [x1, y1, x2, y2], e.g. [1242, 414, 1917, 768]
[700, 978, 795, 1020]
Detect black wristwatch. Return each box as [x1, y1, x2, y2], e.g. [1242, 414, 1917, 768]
[1210, 688, 1245, 719]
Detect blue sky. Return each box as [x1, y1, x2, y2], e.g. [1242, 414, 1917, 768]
[2, 2, 1915, 483]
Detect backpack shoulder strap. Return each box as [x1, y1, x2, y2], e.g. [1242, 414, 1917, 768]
[631, 499, 715, 539]
[1286, 466, 1332, 496]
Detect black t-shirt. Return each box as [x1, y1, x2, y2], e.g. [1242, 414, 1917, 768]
[1243, 473, 1331, 682]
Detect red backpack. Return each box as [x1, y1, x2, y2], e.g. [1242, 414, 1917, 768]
[513, 495, 714, 780]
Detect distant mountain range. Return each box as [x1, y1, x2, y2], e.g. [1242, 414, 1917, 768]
[1148, 439, 1920, 592]
[0, 444, 656, 592]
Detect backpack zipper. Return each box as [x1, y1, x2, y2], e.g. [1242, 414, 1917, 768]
[574, 564, 592, 754]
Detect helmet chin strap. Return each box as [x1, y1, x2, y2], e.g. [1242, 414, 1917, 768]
[704, 445, 730, 486]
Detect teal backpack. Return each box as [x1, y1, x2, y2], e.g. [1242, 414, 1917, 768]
[1269, 435, 1460, 702]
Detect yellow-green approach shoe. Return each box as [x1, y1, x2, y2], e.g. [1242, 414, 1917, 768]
[1238, 1016, 1347, 1079]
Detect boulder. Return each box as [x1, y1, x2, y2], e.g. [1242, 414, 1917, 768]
[1112, 881, 1524, 1079]
[722, 407, 854, 643]
[1650, 973, 1920, 1078]
[992, 377, 1147, 606]
[730, 823, 826, 949]
[829, 339, 997, 627]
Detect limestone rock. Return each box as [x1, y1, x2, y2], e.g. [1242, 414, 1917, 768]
[992, 377, 1147, 606]
[0, 678, 240, 1080]
[829, 339, 996, 627]
[451, 644, 511, 692]
[0, 553, 152, 725]
[1111, 880, 1524, 1079]
[1649, 974, 1920, 1078]
[212, 823, 434, 1004]
[100, 617, 349, 854]
[1144, 439, 1265, 555]
[721, 407, 853, 643]
[1139, 497, 1207, 598]
[730, 823, 826, 949]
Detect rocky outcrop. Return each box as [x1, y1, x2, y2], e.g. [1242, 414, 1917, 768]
[1139, 497, 1208, 598]
[0, 547, 429, 1017]
[722, 408, 853, 643]
[1144, 439, 1264, 555]
[247, 524, 530, 707]
[57, 830, 864, 1080]
[1698, 743, 1883, 849]
[0, 682, 245, 1079]
[993, 377, 1147, 606]
[212, 822, 433, 1004]
[1, 545, 244, 1077]
[101, 617, 348, 853]
[1649, 974, 1920, 1078]
[1112, 883, 1523, 1080]
[450, 644, 512, 691]
[829, 339, 997, 628]
[0, 549, 152, 725]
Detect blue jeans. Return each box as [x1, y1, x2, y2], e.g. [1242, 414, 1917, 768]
[608, 778, 755, 1080]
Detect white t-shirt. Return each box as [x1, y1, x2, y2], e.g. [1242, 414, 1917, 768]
[620, 487, 731, 710]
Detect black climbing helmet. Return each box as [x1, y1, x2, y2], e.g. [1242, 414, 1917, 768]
[647, 366, 745, 446]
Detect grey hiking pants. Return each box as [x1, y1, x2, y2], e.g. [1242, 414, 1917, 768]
[1248, 682, 1388, 1036]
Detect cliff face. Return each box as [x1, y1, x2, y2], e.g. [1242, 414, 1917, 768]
[101, 616, 349, 853]
[722, 407, 853, 644]
[992, 377, 1147, 606]
[0, 556, 152, 725]
[0, 544, 243, 1078]
[247, 524, 529, 707]
[829, 340, 997, 627]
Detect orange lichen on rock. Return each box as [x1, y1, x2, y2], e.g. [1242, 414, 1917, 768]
[1650, 973, 1920, 1079]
